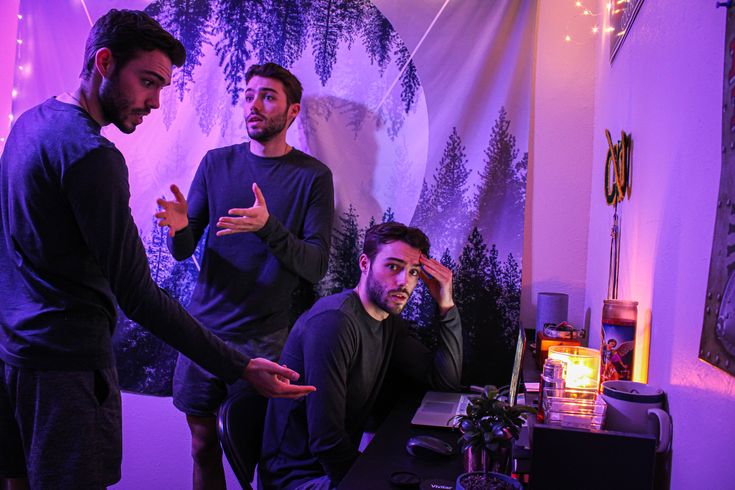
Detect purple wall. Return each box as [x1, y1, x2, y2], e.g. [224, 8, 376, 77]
[526, 1, 735, 488]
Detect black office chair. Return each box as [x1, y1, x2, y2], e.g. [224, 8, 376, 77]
[217, 391, 268, 490]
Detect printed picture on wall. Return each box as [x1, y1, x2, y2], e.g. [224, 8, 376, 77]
[699, 6, 735, 379]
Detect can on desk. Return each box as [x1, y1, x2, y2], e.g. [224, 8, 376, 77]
[600, 299, 638, 385]
[536, 358, 565, 423]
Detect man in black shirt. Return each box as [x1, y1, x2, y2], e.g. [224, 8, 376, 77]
[156, 63, 333, 490]
[0, 10, 313, 490]
[260, 222, 463, 490]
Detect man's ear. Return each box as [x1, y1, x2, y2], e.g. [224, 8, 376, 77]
[288, 103, 300, 121]
[358, 254, 370, 273]
[94, 48, 115, 79]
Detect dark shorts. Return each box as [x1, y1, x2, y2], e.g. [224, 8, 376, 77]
[173, 329, 288, 417]
[0, 359, 122, 489]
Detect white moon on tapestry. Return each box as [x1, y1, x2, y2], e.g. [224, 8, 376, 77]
[111, 1, 429, 239]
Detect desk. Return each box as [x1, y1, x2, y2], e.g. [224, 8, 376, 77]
[338, 395, 465, 489]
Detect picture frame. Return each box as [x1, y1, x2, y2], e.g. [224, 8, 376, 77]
[609, 0, 646, 64]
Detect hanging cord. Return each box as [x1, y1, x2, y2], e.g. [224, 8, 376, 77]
[607, 203, 620, 300]
[374, 0, 452, 113]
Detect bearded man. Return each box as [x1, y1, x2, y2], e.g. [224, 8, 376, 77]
[259, 222, 463, 490]
[156, 62, 334, 489]
[0, 14, 314, 490]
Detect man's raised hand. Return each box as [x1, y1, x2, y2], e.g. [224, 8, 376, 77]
[155, 184, 188, 237]
[216, 182, 270, 236]
[419, 254, 455, 316]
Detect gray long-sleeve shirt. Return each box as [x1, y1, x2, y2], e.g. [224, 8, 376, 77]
[260, 290, 462, 489]
[168, 142, 334, 341]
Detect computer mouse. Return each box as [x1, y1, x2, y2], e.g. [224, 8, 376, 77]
[405, 435, 455, 459]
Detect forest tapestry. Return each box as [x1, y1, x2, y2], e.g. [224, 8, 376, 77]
[9, 0, 536, 394]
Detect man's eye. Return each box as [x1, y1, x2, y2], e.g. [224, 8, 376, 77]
[409, 269, 420, 277]
[245, 95, 253, 102]
[387, 264, 398, 271]
[142, 80, 153, 88]
[265, 95, 275, 101]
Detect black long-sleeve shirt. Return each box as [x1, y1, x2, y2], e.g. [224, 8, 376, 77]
[0, 98, 245, 382]
[168, 142, 334, 340]
[259, 290, 462, 489]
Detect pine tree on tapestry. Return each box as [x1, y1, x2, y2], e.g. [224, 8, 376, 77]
[252, 0, 311, 68]
[428, 127, 472, 258]
[410, 180, 433, 231]
[395, 44, 420, 113]
[161, 259, 199, 307]
[146, 0, 212, 99]
[474, 107, 526, 256]
[318, 204, 362, 295]
[212, 0, 255, 104]
[361, 3, 396, 74]
[145, 213, 177, 285]
[382, 207, 395, 223]
[516, 152, 528, 208]
[310, 0, 368, 86]
[455, 228, 505, 386]
[499, 252, 521, 347]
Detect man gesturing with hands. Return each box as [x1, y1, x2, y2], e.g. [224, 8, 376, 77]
[156, 63, 334, 490]
[259, 222, 463, 490]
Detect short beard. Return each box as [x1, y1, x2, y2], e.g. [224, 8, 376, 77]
[366, 265, 411, 316]
[247, 108, 289, 142]
[98, 70, 134, 134]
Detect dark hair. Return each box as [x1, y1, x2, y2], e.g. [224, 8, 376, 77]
[80, 9, 185, 80]
[362, 222, 430, 262]
[245, 63, 303, 106]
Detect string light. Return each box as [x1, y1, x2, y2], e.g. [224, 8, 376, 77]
[565, 0, 609, 46]
[2, 10, 23, 153]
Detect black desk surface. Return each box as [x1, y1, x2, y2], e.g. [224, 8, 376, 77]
[338, 395, 465, 489]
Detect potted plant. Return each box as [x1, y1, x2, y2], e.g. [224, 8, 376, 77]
[452, 385, 536, 475]
[455, 471, 523, 490]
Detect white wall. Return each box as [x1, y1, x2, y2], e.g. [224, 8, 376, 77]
[112, 393, 240, 489]
[520, 1, 595, 335]
[528, 1, 735, 488]
[584, 2, 735, 488]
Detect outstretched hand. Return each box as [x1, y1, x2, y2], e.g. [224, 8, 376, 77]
[243, 357, 316, 399]
[216, 182, 269, 236]
[155, 184, 188, 237]
[419, 254, 455, 316]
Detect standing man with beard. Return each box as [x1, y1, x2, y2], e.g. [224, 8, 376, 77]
[155, 63, 334, 490]
[0, 11, 314, 490]
[259, 222, 463, 490]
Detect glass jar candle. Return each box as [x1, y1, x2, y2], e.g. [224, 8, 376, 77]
[547, 345, 601, 390]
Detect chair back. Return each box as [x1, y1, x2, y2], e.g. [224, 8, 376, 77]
[217, 391, 268, 490]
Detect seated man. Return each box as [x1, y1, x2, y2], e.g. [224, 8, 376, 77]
[259, 222, 463, 490]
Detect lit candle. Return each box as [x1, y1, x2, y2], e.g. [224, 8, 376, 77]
[548, 346, 601, 390]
